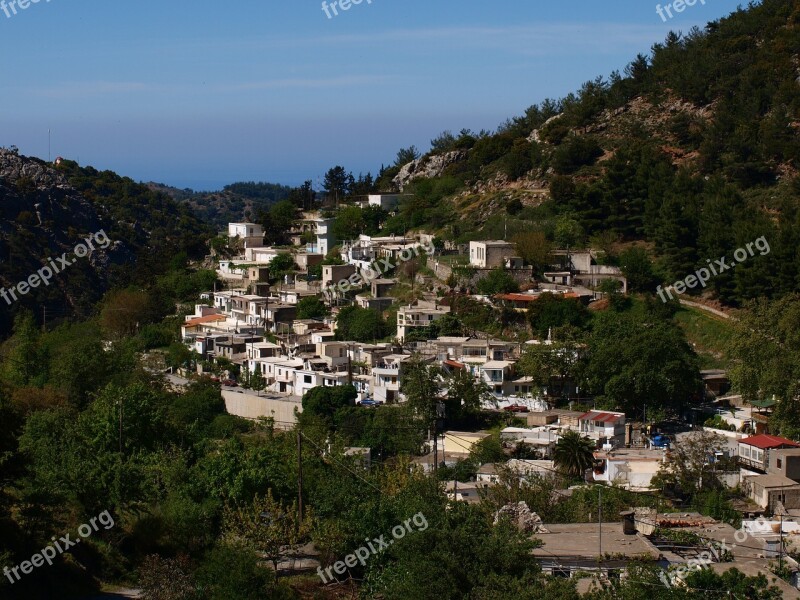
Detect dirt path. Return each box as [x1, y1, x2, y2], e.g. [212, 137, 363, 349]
[679, 299, 732, 320]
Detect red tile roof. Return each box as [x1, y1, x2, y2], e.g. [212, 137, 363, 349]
[444, 359, 466, 369]
[739, 434, 800, 450]
[579, 411, 625, 423]
[183, 314, 227, 327]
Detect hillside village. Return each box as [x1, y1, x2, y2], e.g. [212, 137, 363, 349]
[3, 1, 800, 596]
[166, 196, 800, 595]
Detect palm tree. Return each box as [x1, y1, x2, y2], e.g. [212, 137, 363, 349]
[553, 430, 595, 479]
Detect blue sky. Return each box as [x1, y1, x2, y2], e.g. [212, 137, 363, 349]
[0, 0, 745, 190]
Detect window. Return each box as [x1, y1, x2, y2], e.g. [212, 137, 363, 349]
[304, 375, 312, 384]
[778, 458, 783, 469]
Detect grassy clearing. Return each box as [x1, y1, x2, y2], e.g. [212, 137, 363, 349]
[674, 304, 735, 370]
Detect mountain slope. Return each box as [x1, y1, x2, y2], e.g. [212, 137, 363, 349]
[0, 148, 213, 333]
[149, 181, 294, 231]
[382, 0, 800, 306]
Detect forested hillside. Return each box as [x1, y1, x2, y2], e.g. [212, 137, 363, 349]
[376, 0, 800, 306]
[150, 181, 296, 231]
[0, 149, 213, 335]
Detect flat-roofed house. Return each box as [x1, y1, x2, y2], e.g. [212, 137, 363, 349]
[368, 194, 402, 211]
[442, 431, 491, 456]
[397, 301, 451, 342]
[469, 240, 515, 269]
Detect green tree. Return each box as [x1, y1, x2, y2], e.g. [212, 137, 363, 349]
[527, 293, 591, 337]
[476, 269, 519, 295]
[261, 199, 298, 245]
[584, 308, 701, 417]
[518, 326, 585, 398]
[335, 306, 389, 342]
[618, 247, 658, 293]
[167, 380, 225, 439]
[553, 430, 594, 478]
[551, 136, 602, 174]
[0, 311, 45, 387]
[322, 166, 354, 204]
[296, 297, 328, 320]
[223, 491, 312, 582]
[301, 384, 356, 423]
[400, 356, 441, 423]
[100, 288, 152, 339]
[512, 231, 552, 272]
[267, 254, 297, 282]
[332, 205, 365, 241]
[554, 215, 585, 249]
[445, 369, 492, 421]
[195, 543, 276, 600]
[395, 145, 420, 167]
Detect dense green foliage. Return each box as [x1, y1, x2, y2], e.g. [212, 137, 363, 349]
[0, 157, 214, 336]
[335, 306, 391, 342]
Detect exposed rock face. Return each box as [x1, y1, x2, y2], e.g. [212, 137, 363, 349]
[393, 150, 467, 190]
[0, 148, 67, 188]
[0, 149, 109, 239]
[493, 501, 549, 534]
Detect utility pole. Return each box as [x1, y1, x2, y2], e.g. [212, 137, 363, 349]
[598, 486, 603, 567]
[297, 431, 304, 521]
[118, 399, 124, 455]
[347, 343, 353, 385]
[776, 499, 786, 572]
[432, 425, 438, 475]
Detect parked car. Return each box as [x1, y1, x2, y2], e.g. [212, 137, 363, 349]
[359, 399, 380, 408]
[221, 379, 238, 387]
[503, 404, 528, 413]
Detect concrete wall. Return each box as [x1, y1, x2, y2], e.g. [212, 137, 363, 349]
[223, 390, 302, 428]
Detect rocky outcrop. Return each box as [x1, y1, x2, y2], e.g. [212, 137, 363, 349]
[0, 148, 67, 188]
[393, 150, 467, 190]
[493, 501, 550, 534]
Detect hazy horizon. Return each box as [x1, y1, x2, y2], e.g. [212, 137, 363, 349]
[1, 0, 745, 190]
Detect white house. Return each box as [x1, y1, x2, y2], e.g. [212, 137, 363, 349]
[397, 301, 451, 341]
[591, 448, 666, 491]
[228, 222, 263, 241]
[368, 194, 402, 211]
[469, 240, 516, 269]
[578, 411, 626, 447]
